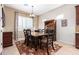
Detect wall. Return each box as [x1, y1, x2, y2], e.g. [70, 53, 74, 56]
[4, 6, 15, 38]
[0, 5, 2, 54]
[39, 4, 76, 45]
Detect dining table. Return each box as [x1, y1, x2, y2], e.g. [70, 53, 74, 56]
[31, 32, 53, 51]
[31, 32, 48, 37]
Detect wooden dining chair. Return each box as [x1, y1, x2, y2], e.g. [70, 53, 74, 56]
[23, 29, 27, 44]
[40, 29, 55, 55]
[26, 29, 35, 48]
[23, 29, 30, 46]
[35, 29, 40, 32]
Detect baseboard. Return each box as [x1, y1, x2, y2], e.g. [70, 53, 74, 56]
[57, 39, 75, 46]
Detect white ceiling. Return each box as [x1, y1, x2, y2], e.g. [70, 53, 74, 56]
[5, 4, 63, 15]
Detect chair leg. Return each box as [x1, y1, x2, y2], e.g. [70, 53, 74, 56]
[47, 43, 49, 55]
[31, 42, 33, 48]
[26, 40, 29, 46]
[39, 39, 42, 49]
[52, 41, 55, 50]
[47, 47, 49, 55]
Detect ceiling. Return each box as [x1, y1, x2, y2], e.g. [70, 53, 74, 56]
[5, 4, 63, 15]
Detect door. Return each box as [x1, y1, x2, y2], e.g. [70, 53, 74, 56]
[0, 5, 2, 54]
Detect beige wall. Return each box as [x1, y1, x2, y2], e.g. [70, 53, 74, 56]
[4, 6, 15, 38]
[4, 6, 15, 32]
[4, 6, 39, 39]
[39, 4, 76, 45]
[0, 4, 3, 52]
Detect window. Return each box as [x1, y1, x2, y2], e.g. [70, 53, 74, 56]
[18, 16, 33, 31]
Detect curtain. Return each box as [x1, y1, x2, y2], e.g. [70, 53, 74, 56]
[18, 15, 33, 31]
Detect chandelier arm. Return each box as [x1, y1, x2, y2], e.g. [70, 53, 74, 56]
[30, 5, 35, 18]
[32, 6, 33, 14]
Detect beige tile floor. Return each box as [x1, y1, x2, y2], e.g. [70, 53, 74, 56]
[2, 45, 20, 55]
[2, 38, 79, 55]
[54, 42, 79, 55]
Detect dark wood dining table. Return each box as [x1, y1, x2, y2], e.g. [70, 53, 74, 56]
[31, 32, 48, 37]
[31, 32, 47, 50]
[31, 32, 53, 51]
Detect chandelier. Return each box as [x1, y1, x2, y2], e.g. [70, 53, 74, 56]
[30, 6, 35, 18]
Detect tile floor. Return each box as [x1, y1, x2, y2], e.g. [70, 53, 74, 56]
[2, 38, 79, 55]
[54, 42, 79, 55]
[2, 44, 20, 55]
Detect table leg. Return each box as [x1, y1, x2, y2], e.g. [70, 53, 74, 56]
[39, 38, 42, 49]
[35, 37, 37, 51]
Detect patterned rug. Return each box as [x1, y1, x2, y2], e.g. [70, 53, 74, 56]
[15, 40, 62, 55]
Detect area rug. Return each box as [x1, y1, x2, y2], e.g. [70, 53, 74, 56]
[15, 40, 62, 55]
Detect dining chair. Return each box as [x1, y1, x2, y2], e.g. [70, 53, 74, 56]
[40, 29, 55, 55]
[26, 29, 35, 48]
[23, 29, 27, 44]
[35, 29, 40, 32]
[35, 29, 44, 32]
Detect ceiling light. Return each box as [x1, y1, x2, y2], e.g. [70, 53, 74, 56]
[30, 6, 35, 18]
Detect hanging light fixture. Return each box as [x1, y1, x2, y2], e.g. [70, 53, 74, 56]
[30, 5, 35, 18]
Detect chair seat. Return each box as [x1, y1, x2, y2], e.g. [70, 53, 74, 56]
[41, 39, 47, 43]
[41, 39, 52, 43]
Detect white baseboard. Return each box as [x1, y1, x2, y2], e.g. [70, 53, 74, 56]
[57, 39, 75, 46]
